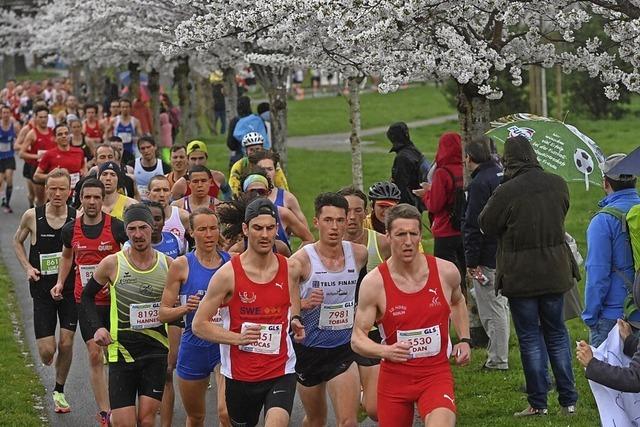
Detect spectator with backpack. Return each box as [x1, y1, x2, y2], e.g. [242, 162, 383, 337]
[226, 96, 270, 168]
[582, 153, 640, 347]
[421, 131, 466, 289]
[387, 122, 429, 207]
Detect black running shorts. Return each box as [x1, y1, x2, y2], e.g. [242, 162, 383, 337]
[109, 357, 168, 409]
[32, 294, 77, 339]
[0, 157, 15, 173]
[225, 373, 297, 426]
[294, 342, 356, 387]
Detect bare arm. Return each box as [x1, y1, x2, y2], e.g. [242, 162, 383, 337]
[158, 256, 191, 323]
[192, 263, 259, 345]
[19, 130, 38, 161]
[439, 259, 471, 365]
[51, 246, 73, 300]
[178, 207, 191, 234]
[284, 192, 307, 226]
[376, 233, 391, 260]
[287, 258, 305, 341]
[353, 243, 369, 272]
[280, 207, 313, 246]
[171, 177, 188, 200]
[33, 166, 48, 184]
[14, 124, 30, 151]
[13, 209, 38, 281]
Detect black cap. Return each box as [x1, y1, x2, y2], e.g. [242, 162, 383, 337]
[244, 198, 278, 224]
[98, 161, 121, 176]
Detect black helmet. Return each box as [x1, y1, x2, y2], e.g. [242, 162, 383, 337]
[368, 181, 401, 201]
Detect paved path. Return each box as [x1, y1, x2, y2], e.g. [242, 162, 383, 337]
[288, 114, 458, 152]
[0, 160, 387, 426]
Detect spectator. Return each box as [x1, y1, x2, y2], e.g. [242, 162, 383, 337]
[161, 94, 180, 142]
[159, 106, 173, 163]
[479, 135, 579, 417]
[226, 96, 253, 167]
[212, 82, 226, 134]
[463, 139, 509, 370]
[257, 102, 271, 144]
[582, 153, 640, 347]
[422, 132, 465, 288]
[387, 122, 425, 206]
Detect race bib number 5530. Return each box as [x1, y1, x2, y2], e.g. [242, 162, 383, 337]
[397, 325, 441, 358]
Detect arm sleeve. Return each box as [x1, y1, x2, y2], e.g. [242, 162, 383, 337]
[585, 347, 640, 392]
[477, 186, 509, 238]
[81, 277, 107, 330]
[463, 180, 489, 268]
[61, 221, 74, 248]
[111, 219, 128, 244]
[582, 215, 614, 327]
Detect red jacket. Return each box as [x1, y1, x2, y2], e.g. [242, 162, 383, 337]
[423, 132, 463, 238]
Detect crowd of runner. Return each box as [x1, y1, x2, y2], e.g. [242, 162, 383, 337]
[5, 77, 471, 427]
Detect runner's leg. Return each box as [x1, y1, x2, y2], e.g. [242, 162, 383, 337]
[36, 336, 56, 365]
[138, 395, 163, 427]
[326, 363, 359, 427]
[214, 366, 231, 427]
[264, 407, 290, 427]
[54, 329, 75, 387]
[87, 340, 110, 412]
[177, 377, 209, 427]
[298, 382, 328, 427]
[358, 364, 379, 420]
[161, 325, 181, 427]
[424, 408, 456, 427]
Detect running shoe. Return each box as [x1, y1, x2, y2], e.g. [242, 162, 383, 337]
[561, 405, 576, 415]
[513, 406, 547, 417]
[53, 391, 71, 413]
[97, 410, 110, 426]
[3, 205, 12, 213]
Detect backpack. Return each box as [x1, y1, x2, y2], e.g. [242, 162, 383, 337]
[232, 114, 270, 150]
[418, 155, 431, 184]
[441, 167, 466, 231]
[599, 204, 640, 318]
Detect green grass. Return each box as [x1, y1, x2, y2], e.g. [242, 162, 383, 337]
[0, 264, 48, 426]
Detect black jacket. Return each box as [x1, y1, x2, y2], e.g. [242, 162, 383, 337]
[586, 334, 640, 392]
[463, 161, 502, 269]
[478, 136, 579, 298]
[388, 122, 424, 206]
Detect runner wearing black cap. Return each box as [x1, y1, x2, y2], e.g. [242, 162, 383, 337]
[98, 161, 136, 220]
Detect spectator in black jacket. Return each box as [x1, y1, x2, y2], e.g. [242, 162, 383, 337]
[226, 96, 252, 167]
[463, 139, 509, 371]
[387, 122, 425, 207]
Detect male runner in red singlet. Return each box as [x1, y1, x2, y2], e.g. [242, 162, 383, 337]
[352, 204, 471, 427]
[20, 105, 56, 205]
[192, 198, 305, 427]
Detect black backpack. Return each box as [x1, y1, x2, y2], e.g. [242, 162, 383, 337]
[441, 167, 466, 231]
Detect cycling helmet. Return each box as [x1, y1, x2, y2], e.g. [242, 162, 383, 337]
[368, 181, 401, 201]
[242, 132, 265, 147]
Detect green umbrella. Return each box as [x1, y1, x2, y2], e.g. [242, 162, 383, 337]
[487, 113, 606, 190]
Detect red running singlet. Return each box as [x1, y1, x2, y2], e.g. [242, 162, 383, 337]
[72, 215, 120, 305]
[28, 127, 55, 167]
[220, 254, 296, 382]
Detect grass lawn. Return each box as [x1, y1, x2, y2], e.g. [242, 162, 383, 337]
[0, 263, 48, 426]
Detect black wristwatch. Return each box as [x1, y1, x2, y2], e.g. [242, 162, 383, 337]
[459, 337, 472, 346]
[290, 315, 303, 325]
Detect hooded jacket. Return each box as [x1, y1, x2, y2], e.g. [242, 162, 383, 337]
[388, 122, 424, 206]
[423, 132, 463, 238]
[227, 97, 253, 165]
[478, 136, 579, 298]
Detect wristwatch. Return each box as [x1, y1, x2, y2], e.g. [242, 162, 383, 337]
[290, 315, 303, 325]
[459, 337, 472, 345]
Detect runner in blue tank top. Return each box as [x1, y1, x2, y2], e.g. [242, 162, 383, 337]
[0, 105, 18, 213]
[159, 207, 231, 427]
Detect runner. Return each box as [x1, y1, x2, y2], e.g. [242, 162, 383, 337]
[105, 136, 138, 199]
[352, 204, 472, 427]
[165, 144, 187, 189]
[159, 207, 231, 427]
[20, 104, 56, 206]
[83, 103, 104, 148]
[0, 104, 19, 213]
[98, 161, 137, 220]
[12, 169, 77, 414]
[72, 143, 116, 208]
[68, 115, 94, 162]
[100, 100, 120, 142]
[53, 178, 127, 426]
[337, 185, 391, 421]
[134, 136, 171, 200]
[229, 132, 288, 197]
[363, 181, 401, 234]
[191, 198, 305, 427]
[170, 140, 230, 201]
[107, 98, 143, 164]
[248, 149, 306, 225]
[240, 171, 314, 249]
[172, 165, 219, 213]
[147, 175, 190, 252]
[33, 123, 87, 188]
[81, 204, 173, 427]
[289, 192, 369, 427]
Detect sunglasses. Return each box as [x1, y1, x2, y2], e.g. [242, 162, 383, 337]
[248, 188, 269, 196]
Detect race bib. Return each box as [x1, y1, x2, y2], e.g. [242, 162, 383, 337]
[117, 132, 132, 144]
[137, 185, 149, 200]
[397, 325, 441, 359]
[37, 149, 46, 159]
[0, 141, 11, 152]
[79, 264, 97, 287]
[129, 302, 161, 330]
[70, 172, 80, 188]
[239, 322, 281, 355]
[39, 252, 61, 276]
[210, 309, 223, 326]
[319, 300, 354, 330]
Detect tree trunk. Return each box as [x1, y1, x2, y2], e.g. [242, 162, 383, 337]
[85, 65, 104, 103]
[69, 63, 82, 98]
[223, 67, 238, 129]
[457, 83, 491, 149]
[128, 62, 140, 99]
[196, 76, 215, 135]
[174, 56, 196, 142]
[148, 68, 161, 143]
[555, 64, 563, 120]
[347, 77, 364, 190]
[253, 64, 289, 173]
[2, 55, 16, 82]
[14, 54, 26, 75]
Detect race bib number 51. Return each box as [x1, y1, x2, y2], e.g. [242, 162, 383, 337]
[130, 302, 161, 330]
[397, 325, 441, 359]
[239, 322, 281, 355]
[319, 300, 354, 330]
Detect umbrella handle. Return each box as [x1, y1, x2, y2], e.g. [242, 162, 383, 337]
[584, 172, 589, 191]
